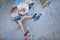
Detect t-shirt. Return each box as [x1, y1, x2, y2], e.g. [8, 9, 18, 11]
[17, 2, 29, 14]
[11, 12, 20, 18]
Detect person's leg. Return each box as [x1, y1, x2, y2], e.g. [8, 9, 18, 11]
[18, 20, 25, 34]
[21, 16, 32, 21]
[17, 14, 37, 36]
[21, 14, 37, 21]
[18, 16, 31, 36]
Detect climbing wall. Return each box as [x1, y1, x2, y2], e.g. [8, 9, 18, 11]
[0, 0, 60, 40]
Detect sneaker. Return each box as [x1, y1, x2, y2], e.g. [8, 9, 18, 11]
[32, 13, 37, 18]
[34, 14, 42, 21]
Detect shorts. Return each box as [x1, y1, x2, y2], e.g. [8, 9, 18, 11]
[14, 14, 23, 24]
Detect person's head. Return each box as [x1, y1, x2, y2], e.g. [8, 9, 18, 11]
[10, 6, 18, 13]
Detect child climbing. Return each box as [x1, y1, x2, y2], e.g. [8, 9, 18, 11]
[10, 6, 37, 37]
[10, 1, 42, 40]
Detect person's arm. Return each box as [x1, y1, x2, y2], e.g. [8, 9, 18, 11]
[19, 3, 29, 15]
[17, 3, 29, 15]
[18, 8, 27, 15]
[23, 3, 29, 14]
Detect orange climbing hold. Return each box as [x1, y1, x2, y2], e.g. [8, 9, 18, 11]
[0, 37, 2, 40]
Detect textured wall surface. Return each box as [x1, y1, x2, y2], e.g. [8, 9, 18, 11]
[0, 0, 60, 40]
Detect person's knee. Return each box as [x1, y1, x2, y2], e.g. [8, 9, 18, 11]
[18, 20, 22, 24]
[20, 16, 28, 21]
[21, 16, 26, 20]
[23, 16, 29, 18]
[23, 16, 26, 18]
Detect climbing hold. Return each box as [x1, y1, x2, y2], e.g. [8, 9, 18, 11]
[43, 0, 51, 8]
[39, 0, 51, 8]
[29, 3, 34, 10]
[0, 37, 2, 40]
[11, 19, 16, 22]
[24, 36, 30, 40]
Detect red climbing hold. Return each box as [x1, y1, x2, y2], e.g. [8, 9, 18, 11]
[24, 36, 30, 40]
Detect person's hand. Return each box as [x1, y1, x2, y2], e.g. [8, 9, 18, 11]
[18, 8, 25, 12]
[22, 8, 26, 12]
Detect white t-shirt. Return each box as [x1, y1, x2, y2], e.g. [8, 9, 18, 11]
[17, 2, 29, 14]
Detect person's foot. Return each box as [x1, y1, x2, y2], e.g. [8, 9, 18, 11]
[34, 14, 42, 21]
[24, 31, 30, 37]
[32, 13, 37, 18]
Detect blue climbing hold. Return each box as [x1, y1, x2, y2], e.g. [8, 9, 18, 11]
[34, 13, 42, 22]
[13, 0, 23, 6]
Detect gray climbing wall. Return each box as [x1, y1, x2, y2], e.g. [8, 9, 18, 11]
[0, 0, 60, 40]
